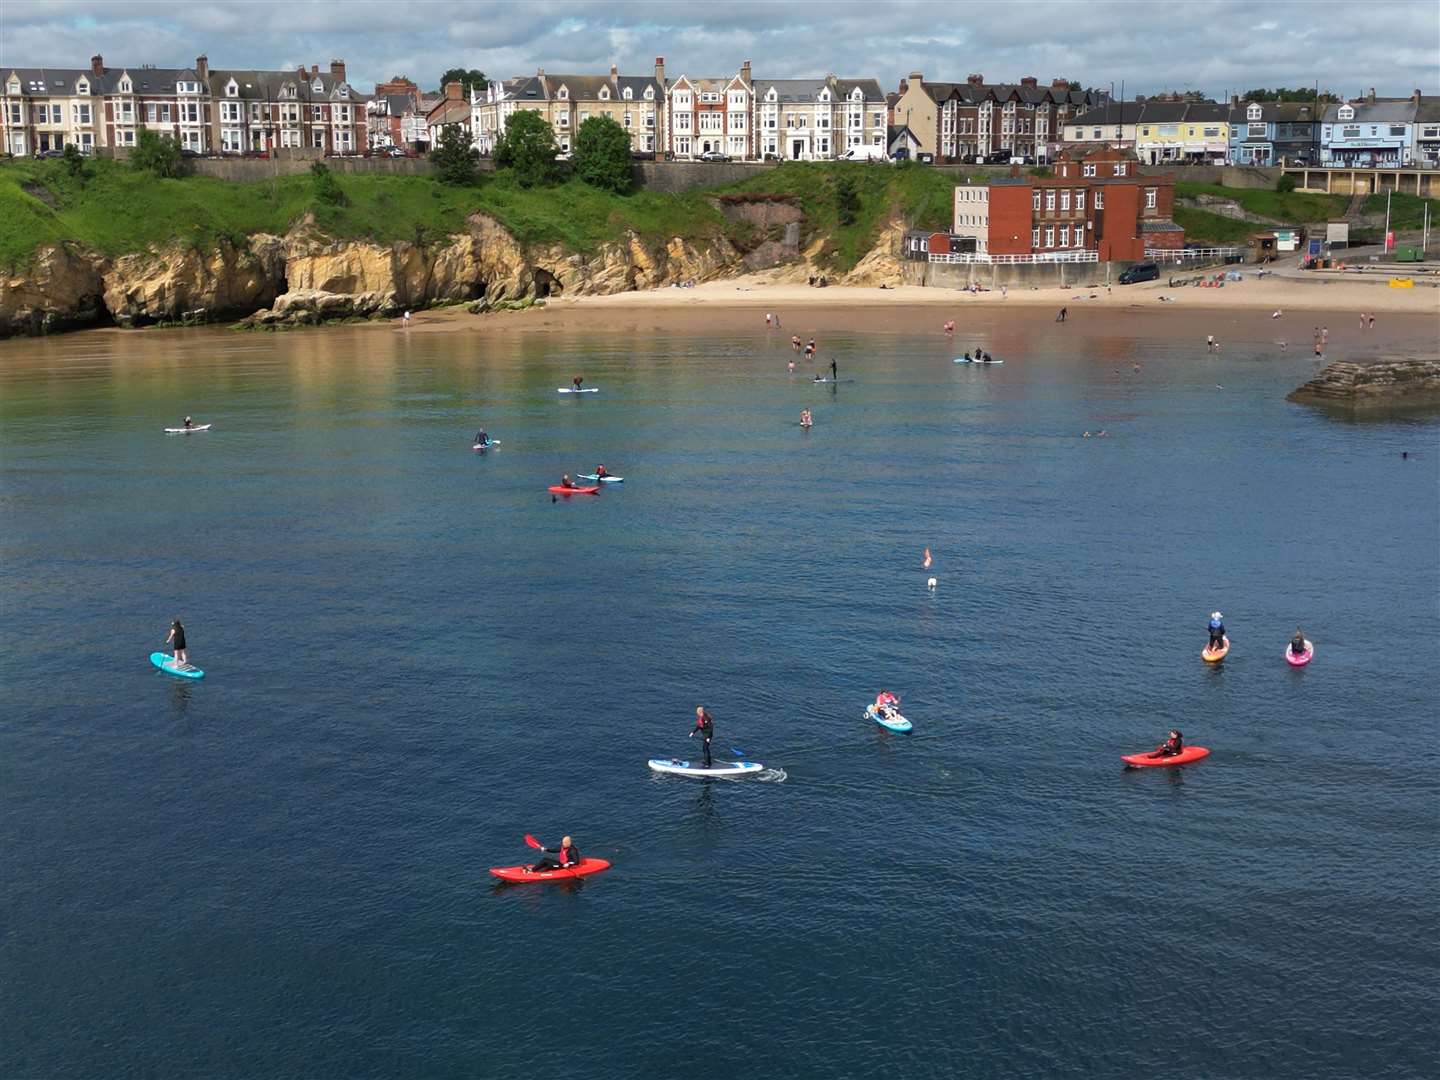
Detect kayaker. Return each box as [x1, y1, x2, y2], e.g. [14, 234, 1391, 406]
[1207, 611, 1226, 651]
[164, 617, 190, 668]
[475, 428, 489, 446]
[1290, 628, 1307, 657]
[874, 690, 900, 719]
[530, 835, 580, 873]
[572, 375, 584, 390]
[594, 464, 609, 479]
[183, 416, 194, 429]
[560, 473, 576, 489]
[1148, 729, 1184, 759]
[962, 352, 972, 361]
[689, 706, 714, 768]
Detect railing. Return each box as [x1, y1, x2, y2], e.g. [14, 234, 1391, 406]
[1145, 246, 1245, 263]
[929, 250, 1099, 265]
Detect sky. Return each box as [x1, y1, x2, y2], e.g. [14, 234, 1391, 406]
[2, 0, 1438, 99]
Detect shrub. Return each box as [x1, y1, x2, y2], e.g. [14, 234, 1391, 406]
[835, 172, 861, 226]
[310, 162, 347, 206]
[430, 123, 480, 186]
[130, 128, 187, 178]
[493, 110, 560, 188]
[1276, 174, 1297, 193]
[572, 115, 633, 194]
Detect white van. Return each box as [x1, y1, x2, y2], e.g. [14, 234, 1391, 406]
[840, 144, 890, 162]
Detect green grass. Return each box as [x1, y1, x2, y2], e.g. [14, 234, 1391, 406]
[1172, 205, 1257, 244]
[1174, 181, 1348, 223]
[1362, 192, 1440, 231]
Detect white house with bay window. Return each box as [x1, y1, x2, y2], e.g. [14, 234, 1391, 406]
[753, 76, 886, 160]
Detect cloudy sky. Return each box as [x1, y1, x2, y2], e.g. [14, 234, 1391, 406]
[3, 0, 1437, 99]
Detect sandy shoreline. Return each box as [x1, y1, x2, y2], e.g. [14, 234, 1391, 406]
[403, 270, 1439, 338]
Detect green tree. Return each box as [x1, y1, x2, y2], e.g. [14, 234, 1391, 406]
[572, 115, 633, 193]
[1242, 87, 1340, 104]
[1275, 174, 1297, 194]
[430, 123, 480, 185]
[835, 171, 861, 226]
[310, 162, 347, 205]
[61, 143, 88, 180]
[493, 110, 560, 187]
[130, 128, 187, 178]
[439, 67, 486, 97]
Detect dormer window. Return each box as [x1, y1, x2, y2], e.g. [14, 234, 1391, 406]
[599, 87, 609, 100]
[819, 90, 830, 102]
[119, 77, 131, 93]
[337, 85, 349, 98]
[766, 88, 777, 102]
[1337, 104, 1354, 120]
[644, 87, 653, 100]
[311, 78, 324, 93]
[1247, 103, 1262, 120]
[557, 86, 568, 100]
[77, 79, 89, 95]
[226, 80, 238, 97]
[623, 87, 632, 100]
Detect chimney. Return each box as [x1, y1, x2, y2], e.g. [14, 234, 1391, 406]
[655, 56, 665, 85]
[445, 80, 462, 101]
[610, 63, 618, 78]
[1052, 78, 1069, 89]
[741, 59, 752, 84]
[310, 64, 319, 78]
[90, 54, 104, 75]
[1366, 87, 1375, 103]
[1415, 89, 1423, 104]
[909, 72, 924, 87]
[330, 59, 346, 82]
[298, 66, 307, 80]
[196, 55, 209, 81]
[1021, 76, 1038, 88]
[1231, 93, 1239, 105]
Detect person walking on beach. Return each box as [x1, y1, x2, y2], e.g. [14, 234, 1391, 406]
[766, 313, 773, 327]
[1368, 314, 1375, 330]
[690, 706, 715, 768]
[1056, 307, 1067, 323]
[1359, 313, 1366, 330]
[1321, 326, 1329, 345]
[402, 310, 411, 329]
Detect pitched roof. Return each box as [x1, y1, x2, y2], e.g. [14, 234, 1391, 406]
[1230, 101, 1320, 123]
[1323, 100, 1417, 123]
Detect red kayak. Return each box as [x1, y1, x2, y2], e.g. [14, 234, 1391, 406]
[490, 857, 611, 883]
[1122, 746, 1211, 767]
[548, 485, 600, 495]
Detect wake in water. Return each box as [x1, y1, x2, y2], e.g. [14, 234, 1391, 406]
[757, 768, 787, 783]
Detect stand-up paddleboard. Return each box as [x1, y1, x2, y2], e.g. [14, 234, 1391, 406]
[578, 474, 623, 483]
[549, 485, 600, 495]
[490, 857, 611, 883]
[952, 357, 972, 364]
[865, 705, 912, 733]
[1202, 636, 1230, 662]
[472, 440, 500, 451]
[150, 652, 204, 679]
[164, 424, 212, 434]
[1122, 746, 1210, 767]
[557, 387, 600, 394]
[973, 358, 1004, 365]
[1286, 640, 1313, 667]
[647, 758, 763, 778]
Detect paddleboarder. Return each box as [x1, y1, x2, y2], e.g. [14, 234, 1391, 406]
[690, 706, 714, 767]
[829, 358, 837, 382]
[594, 464, 609, 480]
[164, 617, 190, 669]
[475, 428, 489, 447]
[1207, 611, 1226, 652]
[1147, 729, 1184, 759]
[530, 835, 580, 873]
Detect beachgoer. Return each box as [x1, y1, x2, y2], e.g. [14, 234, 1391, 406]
[402, 310, 411, 328]
[1368, 314, 1375, 330]
[1321, 326, 1329, 343]
[1314, 342, 1323, 357]
[1057, 307, 1067, 323]
[689, 706, 714, 767]
[1001, 285, 1008, 299]
[963, 352, 972, 361]
[1271, 310, 1283, 319]
[765, 313, 773, 326]
[165, 618, 189, 668]
[1359, 313, 1366, 330]
[788, 359, 796, 372]
[1147, 729, 1184, 759]
[530, 836, 580, 873]
[1207, 611, 1226, 651]
[923, 547, 932, 570]
[183, 416, 194, 429]
[1206, 334, 1216, 352]
[775, 314, 781, 328]
[800, 408, 812, 428]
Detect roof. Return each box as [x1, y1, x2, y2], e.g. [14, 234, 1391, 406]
[1230, 101, 1320, 123]
[426, 99, 471, 125]
[1140, 220, 1184, 232]
[1323, 100, 1418, 123]
[209, 69, 357, 103]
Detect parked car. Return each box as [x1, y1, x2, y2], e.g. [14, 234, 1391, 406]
[1118, 262, 1161, 285]
[917, 152, 935, 164]
[840, 144, 890, 162]
[36, 148, 66, 158]
[630, 150, 657, 161]
[891, 148, 910, 161]
[698, 150, 730, 162]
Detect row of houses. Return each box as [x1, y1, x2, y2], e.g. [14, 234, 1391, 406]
[1, 55, 367, 157]
[1058, 91, 1439, 168]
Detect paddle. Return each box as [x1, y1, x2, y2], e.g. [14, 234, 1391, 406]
[523, 833, 542, 850]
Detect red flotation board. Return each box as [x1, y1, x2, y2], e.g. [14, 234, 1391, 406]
[548, 485, 600, 495]
[490, 857, 611, 882]
[1122, 746, 1211, 767]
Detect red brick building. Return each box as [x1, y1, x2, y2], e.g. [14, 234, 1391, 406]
[951, 147, 1183, 260]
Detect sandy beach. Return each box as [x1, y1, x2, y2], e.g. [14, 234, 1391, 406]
[405, 268, 1439, 340]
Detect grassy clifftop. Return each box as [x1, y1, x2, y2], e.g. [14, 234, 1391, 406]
[0, 158, 975, 273]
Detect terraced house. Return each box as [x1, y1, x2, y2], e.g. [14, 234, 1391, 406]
[1226, 99, 1320, 165]
[472, 63, 662, 156]
[1319, 91, 1421, 167]
[892, 73, 1098, 162]
[752, 76, 887, 160]
[664, 61, 753, 160]
[208, 60, 365, 155]
[1133, 101, 1229, 164]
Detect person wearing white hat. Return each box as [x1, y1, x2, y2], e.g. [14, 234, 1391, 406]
[1207, 611, 1226, 652]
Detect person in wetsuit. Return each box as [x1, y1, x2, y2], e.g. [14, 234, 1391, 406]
[1207, 612, 1226, 651]
[560, 473, 576, 489]
[829, 359, 838, 381]
[690, 706, 714, 767]
[475, 429, 489, 447]
[183, 416, 194, 429]
[1148, 729, 1184, 759]
[594, 465, 608, 479]
[572, 376, 584, 391]
[165, 618, 189, 668]
[530, 836, 580, 873]
[1290, 628, 1308, 657]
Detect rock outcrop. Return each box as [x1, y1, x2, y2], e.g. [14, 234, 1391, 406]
[0, 244, 108, 334]
[1287, 359, 1440, 411]
[103, 236, 286, 327]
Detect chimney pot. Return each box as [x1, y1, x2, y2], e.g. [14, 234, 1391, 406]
[1021, 76, 1038, 88]
[196, 55, 209, 81]
[909, 72, 923, 83]
[610, 64, 617, 77]
[90, 54, 104, 76]
[330, 59, 346, 82]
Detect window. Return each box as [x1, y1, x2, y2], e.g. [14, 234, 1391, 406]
[1059, 225, 1069, 246]
[645, 87, 655, 100]
[1045, 190, 1056, 211]
[1247, 103, 1262, 120]
[1032, 190, 1041, 211]
[1083, 162, 1096, 177]
[1044, 226, 1054, 247]
[221, 129, 244, 152]
[578, 111, 589, 124]
[645, 113, 654, 129]
[51, 103, 63, 124]
[623, 88, 632, 100]
[1248, 122, 1267, 136]
[557, 87, 568, 100]
[226, 82, 238, 97]
[1389, 125, 1406, 137]
[312, 105, 324, 121]
[1337, 104, 1354, 120]
[1094, 189, 1104, 209]
[1074, 226, 1086, 247]
[1202, 127, 1220, 137]
[181, 103, 199, 123]
[1113, 162, 1127, 176]
[281, 104, 299, 124]
[1060, 189, 1070, 211]
[1141, 127, 1150, 136]
[557, 113, 568, 127]
[1341, 125, 1360, 139]
[675, 113, 690, 132]
[312, 130, 326, 148]
[730, 113, 745, 131]
[676, 136, 691, 155]
[623, 113, 632, 128]
[1145, 188, 1157, 209]
[599, 88, 609, 101]
[1032, 227, 1040, 247]
[220, 101, 241, 123]
[1075, 190, 1085, 211]
[1092, 127, 1101, 138]
[335, 105, 351, 124]
[73, 103, 91, 124]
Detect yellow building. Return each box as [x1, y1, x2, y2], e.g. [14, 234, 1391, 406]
[472, 63, 662, 156]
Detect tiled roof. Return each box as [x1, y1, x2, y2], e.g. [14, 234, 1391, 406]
[1322, 100, 1417, 123]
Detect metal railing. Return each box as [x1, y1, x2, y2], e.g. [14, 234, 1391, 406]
[1145, 246, 1245, 263]
[929, 250, 1099, 265]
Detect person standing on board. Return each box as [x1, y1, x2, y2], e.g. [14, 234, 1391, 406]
[829, 358, 838, 382]
[690, 706, 715, 768]
[165, 618, 190, 669]
[1207, 611, 1226, 652]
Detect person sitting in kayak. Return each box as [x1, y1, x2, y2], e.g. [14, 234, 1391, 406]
[165, 617, 190, 668]
[183, 416, 194, 429]
[690, 706, 714, 768]
[1290, 628, 1307, 657]
[530, 836, 580, 873]
[572, 376, 584, 390]
[594, 465, 608, 479]
[475, 429, 489, 446]
[813, 373, 824, 383]
[1148, 729, 1184, 759]
[1207, 611, 1226, 651]
[560, 473, 577, 489]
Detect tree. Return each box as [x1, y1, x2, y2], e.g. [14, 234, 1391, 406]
[61, 143, 88, 180]
[572, 115, 632, 193]
[130, 127, 187, 178]
[310, 162, 347, 205]
[1275, 174, 1297, 194]
[430, 123, 480, 185]
[439, 68, 486, 97]
[834, 172, 861, 226]
[493, 110, 560, 187]
[1242, 87, 1340, 104]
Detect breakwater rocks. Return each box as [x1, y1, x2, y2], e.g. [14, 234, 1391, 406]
[1286, 359, 1440, 412]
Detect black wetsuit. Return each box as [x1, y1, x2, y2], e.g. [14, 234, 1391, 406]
[691, 712, 714, 767]
[531, 843, 580, 872]
[1151, 735, 1183, 759]
[171, 623, 186, 652]
[830, 360, 837, 381]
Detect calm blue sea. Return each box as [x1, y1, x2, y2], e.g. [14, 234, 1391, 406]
[1, 312, 1437, 1079]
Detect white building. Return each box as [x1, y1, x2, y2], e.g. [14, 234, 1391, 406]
[752, 76, 887, 161]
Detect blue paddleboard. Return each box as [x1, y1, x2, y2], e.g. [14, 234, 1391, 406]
[150, 652, 204, 679]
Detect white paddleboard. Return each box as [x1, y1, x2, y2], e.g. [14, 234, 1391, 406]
[164, 424, 212, 433]
[558, 387, 599, 394]
[865, 705, 912, 733]
[647, 758, 763, 777]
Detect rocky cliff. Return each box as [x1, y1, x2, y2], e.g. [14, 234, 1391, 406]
[0, 193, 905, 337]
[1287, 359, 1440, 411]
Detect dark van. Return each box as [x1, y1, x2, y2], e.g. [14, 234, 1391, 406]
[1118, 262, 1160, 284]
